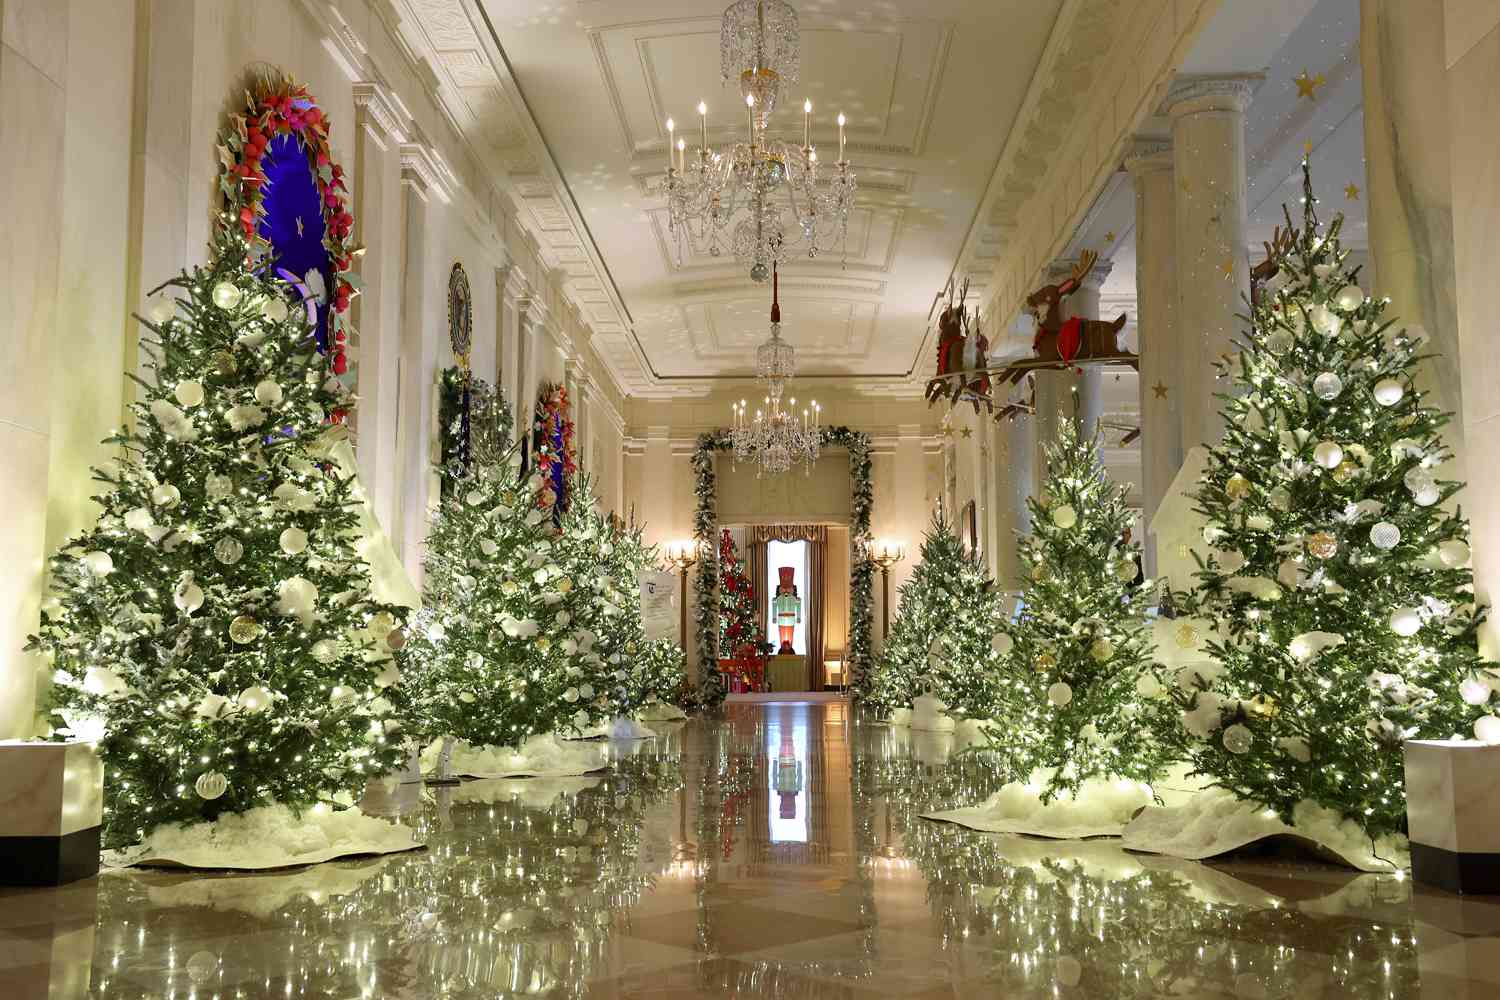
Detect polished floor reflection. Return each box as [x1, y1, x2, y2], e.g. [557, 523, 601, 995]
[5, 701, 1500, 998]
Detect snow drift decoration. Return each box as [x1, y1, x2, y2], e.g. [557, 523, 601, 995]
[421, 733, 609, 779]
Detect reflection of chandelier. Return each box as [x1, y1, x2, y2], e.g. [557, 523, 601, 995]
[731, 265, 822, 475]
[663, 0, 856, 282]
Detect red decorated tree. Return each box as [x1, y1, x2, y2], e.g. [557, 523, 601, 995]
[718, 529, 757, 660]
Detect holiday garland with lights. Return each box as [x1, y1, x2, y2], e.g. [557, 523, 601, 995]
[1166, 159, 1492, 840]
[986, 417, 1169, 800]
[866, 509, 1007, 719]
[718, 529, 757, 658]
[31, 225, 407, 848]
[692, 425, 873, 706]
[530, 382, 576, 521]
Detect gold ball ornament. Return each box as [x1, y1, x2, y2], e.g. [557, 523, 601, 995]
[229, 615, 261, 644]
[556, 576, 574, 594]
[1035, 652, 1057, 673]
[1051, 504, 1078, 529]
[1307, 531, 1338, 560]
[1248, 694, 1279, 719]
[1032, 562, 1051, 583]
[1089, 638, 1114, 662]
[1224, 474, 1252, 501]
[385, 628, 406, 651]
[1173, 621, 1201, 649]
[1114, 557, 1138, 582]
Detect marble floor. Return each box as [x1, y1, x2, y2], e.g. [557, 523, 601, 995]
[5, 701, 1500, 998]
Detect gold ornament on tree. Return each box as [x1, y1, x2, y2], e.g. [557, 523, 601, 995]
[1224, 474, 1251, 501]
[1307, 531, 1338, 560]
[229, 615, 261, 644]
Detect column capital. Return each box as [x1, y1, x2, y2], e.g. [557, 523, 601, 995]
[351, 82, 408, 147]
[1161, 74, 1260, 119]
[1123, 138, 1174, 176]
[399, 142, 452, 204]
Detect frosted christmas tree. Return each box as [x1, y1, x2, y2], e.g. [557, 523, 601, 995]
[32, 226, 408, 849]
[985, 417, 1168, 801]
[868, 509, 1006, 722]
[1167, 158, 1490, 842]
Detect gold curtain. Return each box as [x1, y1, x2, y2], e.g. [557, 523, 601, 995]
[806, 538, 826, 689]
[749, 539, 767, 654]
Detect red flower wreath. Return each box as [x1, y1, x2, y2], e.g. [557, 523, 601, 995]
[216, 75, 360, 384]
[531, 383, 577, 511]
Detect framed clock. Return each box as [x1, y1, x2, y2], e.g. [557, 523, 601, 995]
[448, 262, 473, 368]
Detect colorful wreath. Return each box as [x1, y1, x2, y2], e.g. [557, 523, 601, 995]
[531, 383, 577, 516]
[216, 73, 360, 379]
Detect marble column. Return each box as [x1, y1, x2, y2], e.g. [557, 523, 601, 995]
[351, 83, 405, 538]
[499, 266, 529, 434]
[1446, 5, 1500, 658]
[1125, 139, 1181, 577]
[1032, 257, 1108, 487]
[1360, 0, 1463, 481]
[1165, 76, 1254, 453]
[395, 154, 436, 584]
[993, 410, 1035, 592]
[0, 1, 69, 737]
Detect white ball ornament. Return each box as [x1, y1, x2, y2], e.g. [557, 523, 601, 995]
[1051, 504, 1078, 529]
[1313, 441, 1343, 470]
[1334, 285, 1365, 311]
[238, 686, 273, 713]
[80, 551, 112, 575]
[310, 639, 338, 663]
[174, 380, 205, 407]
[173, 574, 204, 614]
[1222, 724, 1253, 755]
[1311, 304, 1342, 337]
[330, 685, 357, 706]
[1089, 638, 1114, 662]
[1440, 539, 1472, 567]
[1460, 678, 1492, 706]
[276, 576, 319, 618]
[990, 633, 1014, 656]
[254, 380, 284, 406]
[261, 295, 289, 323]
[213, 537, 243, 565]
[1369, 522, 1401, 551]
[1114, 557, 1138, 582]
[1046, 682, 1073, 707]
[145, 295, 175, 324]
[279, 527, 309, 555]
[211, 281, 243, 310]
[151, 484, 181, 508]
[1372, 379, 1404, 406]
[1414, 484, 1440, 508]
[1136, 674, 1163, 699]
[1476, 715, 1500, 744]
[1265, 329, 1295, 355]
[1312, 372, 1343, 400]
[1390, 607, 1423, 637]
[194, 771, 228, 800]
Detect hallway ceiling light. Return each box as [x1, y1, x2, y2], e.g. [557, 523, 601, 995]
[663, 0, 856, 282]
[731, 265, 821, 475]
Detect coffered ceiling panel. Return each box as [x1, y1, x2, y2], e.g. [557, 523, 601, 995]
[475, 0, 1063, 389]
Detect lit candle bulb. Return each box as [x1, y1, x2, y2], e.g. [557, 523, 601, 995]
[665, 117, 675, 171]
[746, 93, 756, 142]
[837, 112, 846, 161]
[676, 137, 686, 172]
[698, 101, 708, 152]
[803, 99, 812, 149]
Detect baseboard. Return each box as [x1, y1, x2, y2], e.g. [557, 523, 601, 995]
[1410, 841, 1500, 895]
[0, 826, 102, 885]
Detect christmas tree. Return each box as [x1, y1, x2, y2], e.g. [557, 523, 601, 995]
[1168, 159, 1490, 840]
[868, 510, 1006, 718]
[31, 225, 408, 847]
[986, 417, 1168, 799]
[718, 529, 757, 659]
[405, 379, 615, 755]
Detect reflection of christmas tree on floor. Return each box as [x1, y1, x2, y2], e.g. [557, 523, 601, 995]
[34, 225, 407, 848]
[1164, 159, 1490, 843]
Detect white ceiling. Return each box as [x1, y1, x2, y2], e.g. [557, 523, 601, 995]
[478, 0, 1064, 386]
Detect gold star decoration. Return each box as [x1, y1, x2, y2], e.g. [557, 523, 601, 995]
[939, 424, 954, 438]
[1294, 69, 1326, 100]
[1220, 256, 1236, 279]
[1104, 230, 1116, 244]
[1152, 381, 1169, 399]
[1179, 177, 1192, 193]
[961, 427, 973, 439]
[1344, 182, 1361, 200]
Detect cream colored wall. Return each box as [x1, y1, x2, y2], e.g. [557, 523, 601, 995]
[0, 0, 629, 737]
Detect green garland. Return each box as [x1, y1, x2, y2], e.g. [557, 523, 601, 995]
[691, 425, 874, 706]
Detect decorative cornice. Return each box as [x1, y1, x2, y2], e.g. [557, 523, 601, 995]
[1161, 74, 1261, 119]
[1123, 138, 1173, 176]
[399, 142, 451, 203]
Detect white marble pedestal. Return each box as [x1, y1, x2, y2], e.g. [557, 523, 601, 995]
[0, 740, 103, 885]
[1404, 739, 1500, 894]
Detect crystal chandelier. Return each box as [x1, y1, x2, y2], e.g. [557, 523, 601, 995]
[663, 0, 857, 282]
[730, 265, 822, 475]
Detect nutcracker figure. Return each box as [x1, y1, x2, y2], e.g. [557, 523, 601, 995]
[773, 731, 803, 820]
[772, 566, 802, 655]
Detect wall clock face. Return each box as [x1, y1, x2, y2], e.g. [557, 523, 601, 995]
[448, 262, 473, 364]
[257, 131, 333, 351]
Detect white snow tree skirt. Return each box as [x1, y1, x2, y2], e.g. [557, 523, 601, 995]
[424, 733, 610, 778]
[104, 803, 421, 870]
[563, 716, 658, 741]
[635, 701, 688, 723]
[1121, 788, 1409, 873]
[923, 772, 1156, 839]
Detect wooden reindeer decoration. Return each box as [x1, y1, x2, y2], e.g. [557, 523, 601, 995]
[924, 278, 992, 413]
[1250, 226, 1294, 307]
[1024, 249, 1127, 364]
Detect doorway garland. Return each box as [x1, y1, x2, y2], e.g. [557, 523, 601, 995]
[691, 426, 874, 707]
